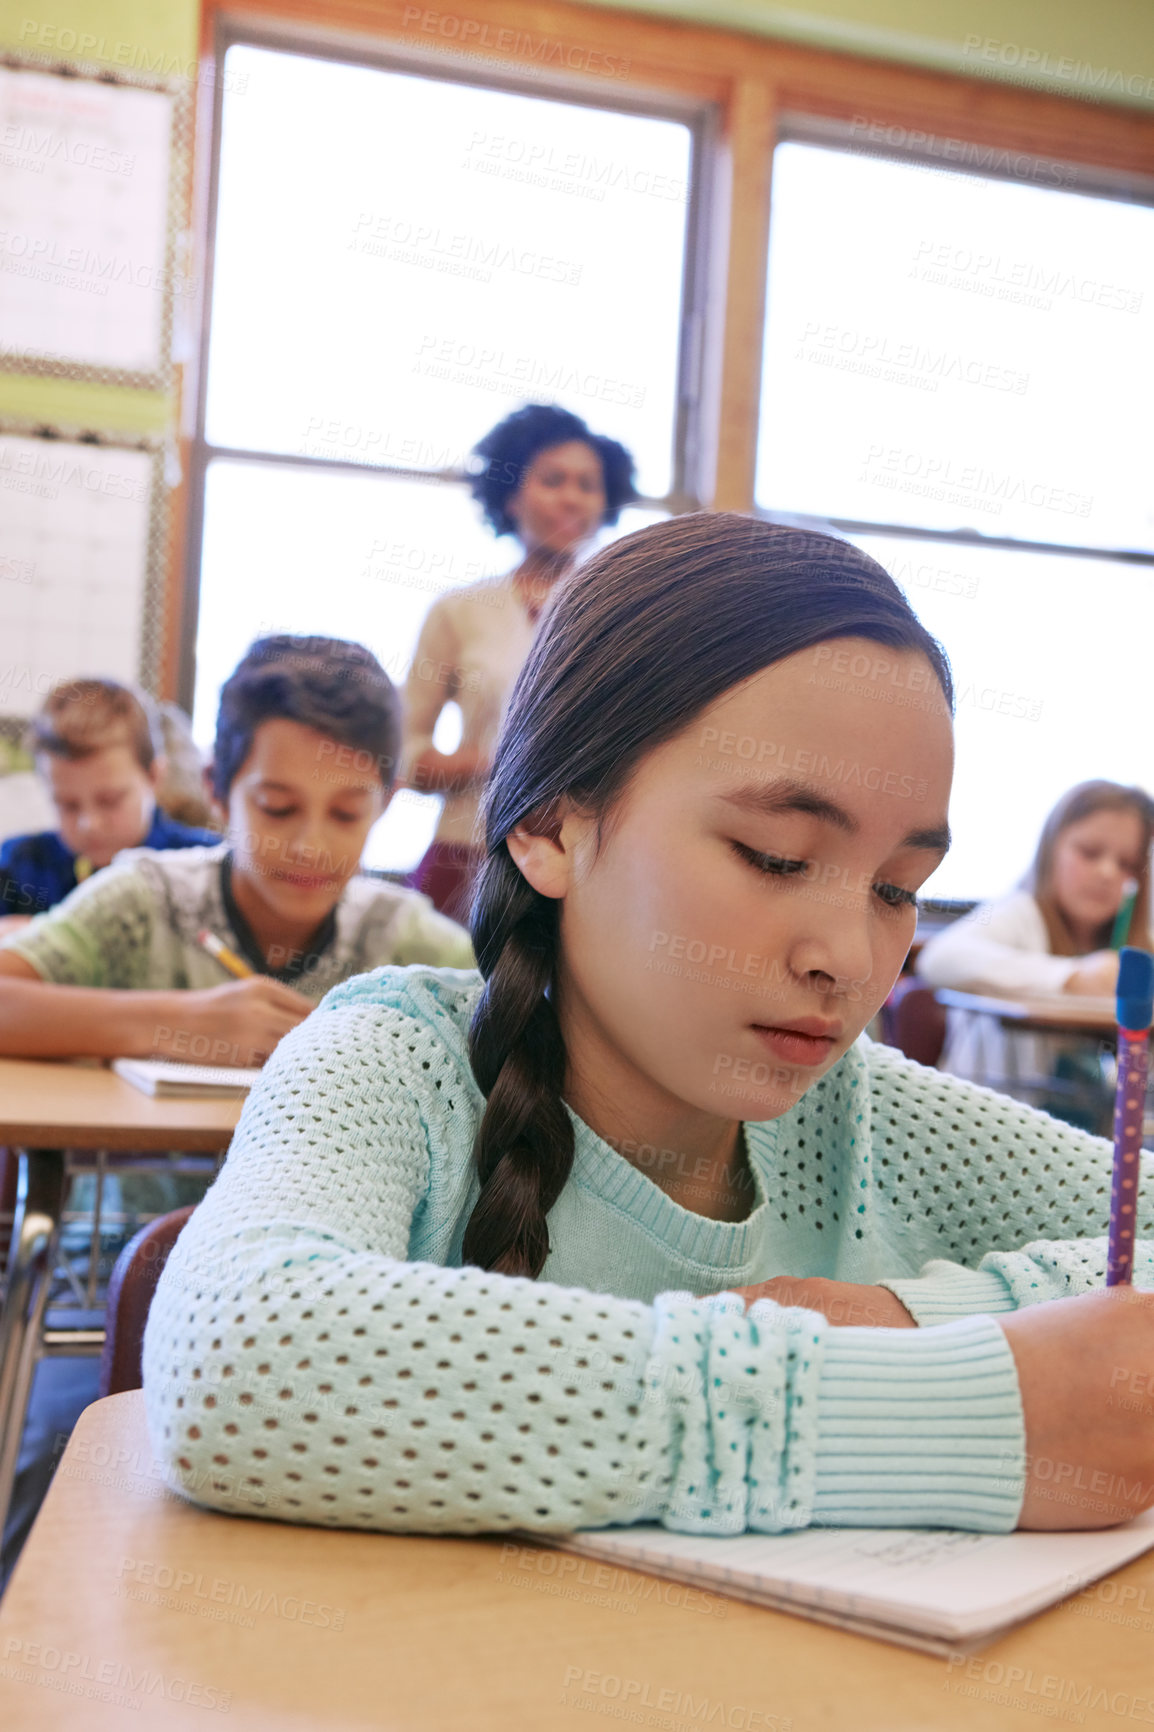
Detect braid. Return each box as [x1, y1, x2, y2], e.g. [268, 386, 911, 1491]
[462, 847, 573, 1277]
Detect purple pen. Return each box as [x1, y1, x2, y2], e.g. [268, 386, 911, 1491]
[1106, 946, 1154, 1287]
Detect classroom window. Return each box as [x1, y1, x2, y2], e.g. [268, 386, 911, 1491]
[756, 136, 1154, 900]
[193, 461, 663, 866]
[189, 38, 698, 871]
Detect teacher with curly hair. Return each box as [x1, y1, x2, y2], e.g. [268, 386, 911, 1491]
[400, 403, 637, 921]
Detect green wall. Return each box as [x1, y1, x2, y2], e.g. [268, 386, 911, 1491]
[0, 0, 196, 62]
[585, 0, 1154, 110]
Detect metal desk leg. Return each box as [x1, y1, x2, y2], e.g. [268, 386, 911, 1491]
[0, 1148, 67, 1545]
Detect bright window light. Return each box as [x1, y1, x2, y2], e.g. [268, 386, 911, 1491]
[193, 459, 663, 871]
[759, 140, 1154, 903]
[206, 44, 692, 497]
[194, 43, 691, 871]
[759, 143, 1154, 552]
[850, 533, 1153, 902]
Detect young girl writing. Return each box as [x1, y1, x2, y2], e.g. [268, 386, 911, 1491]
[918, 780, 1154, 1002]
[917, 782, 1154, 1120]
[145, 516, 1154, 1541]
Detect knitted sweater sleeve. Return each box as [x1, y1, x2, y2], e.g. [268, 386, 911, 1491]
[865, 1042, 1154, 1323]
[143, 984, 1024, 1537]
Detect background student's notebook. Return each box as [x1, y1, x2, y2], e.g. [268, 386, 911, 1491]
[112, 1058, 261, 1099]
[550, 1513, 1154, 1655]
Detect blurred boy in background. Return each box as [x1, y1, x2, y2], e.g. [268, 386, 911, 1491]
[0, 679, 218, 935]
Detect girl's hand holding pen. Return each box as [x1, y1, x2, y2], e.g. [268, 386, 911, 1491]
[999, 1288, 1154, 1530]
[737, 1277, 1154, 1531]
[729, 1275, 917, 1328]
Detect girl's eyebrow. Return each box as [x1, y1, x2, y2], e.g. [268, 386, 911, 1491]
[715, 778, 952, 854]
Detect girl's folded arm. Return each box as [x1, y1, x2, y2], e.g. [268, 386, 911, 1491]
[915, 897, 1079, 997]
[142, 997, 1026, 1538]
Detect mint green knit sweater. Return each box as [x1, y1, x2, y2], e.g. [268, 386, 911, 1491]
[143, 966, 1154, 1538]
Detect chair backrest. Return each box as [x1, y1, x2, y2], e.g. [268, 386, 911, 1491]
[880, 977, 948, 1068]
[98, 1206, 195, 1397]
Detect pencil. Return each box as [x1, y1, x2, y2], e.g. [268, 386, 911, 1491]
[1110, 889, 1136, 951]
[198, 927, 255, 980]
[1106, 946, 1154, 1287]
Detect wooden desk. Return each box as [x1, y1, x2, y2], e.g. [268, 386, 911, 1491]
[932, 990, 1127, 1136]
[2, 1393, 1154, 1731]
[0, 1059, 242, 1550]
[0, 1057, 241, 1154]
[934, 990, 1118, 1037]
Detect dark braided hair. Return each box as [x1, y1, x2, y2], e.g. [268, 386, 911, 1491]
[462, 513, 954, 1277]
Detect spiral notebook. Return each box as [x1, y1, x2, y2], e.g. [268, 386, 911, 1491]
[549, 1512, 1154, 1654]
[112, 1058, 261, 1099]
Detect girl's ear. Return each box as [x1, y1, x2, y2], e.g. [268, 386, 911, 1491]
[506, 825, 567, 902]
[505, 800, 581, 901]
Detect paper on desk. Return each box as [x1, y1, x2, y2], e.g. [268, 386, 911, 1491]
[112, 1057, 262, 1098]
[552, 1511, 1154, 1652]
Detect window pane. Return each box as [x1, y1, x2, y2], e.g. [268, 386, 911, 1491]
[206, 45, 691, 498]
[759, 144, 1154, 551]
[193, 459, 664, 872]
[849, 532, 1154, 902]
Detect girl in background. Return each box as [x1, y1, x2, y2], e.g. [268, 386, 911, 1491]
[146, 516, 1154, 1544]
[918, 780, 1154, 999]
[917, 781, 1154, 1122]
[400, 403, 636, 921]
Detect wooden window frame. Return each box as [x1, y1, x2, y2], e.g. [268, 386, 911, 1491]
[162, 0, 1154, 699]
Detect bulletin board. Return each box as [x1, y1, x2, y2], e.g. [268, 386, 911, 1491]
[0, 56, 190, 389]
[0, 423, 167, 747]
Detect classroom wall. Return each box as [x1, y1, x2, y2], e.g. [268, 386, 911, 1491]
[0, 0, 199, 435]
[580, 0, 1154, 111]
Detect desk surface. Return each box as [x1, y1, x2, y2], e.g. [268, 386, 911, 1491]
[0, 1057, 241, 1152]
[935, 989, 1118, 1035]
[2, 1394, 1153, 1731]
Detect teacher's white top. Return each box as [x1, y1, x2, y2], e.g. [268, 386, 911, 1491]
[400, 575, 536, 849]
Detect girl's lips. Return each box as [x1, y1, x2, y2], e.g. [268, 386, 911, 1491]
[751, 1025, 839, 1067]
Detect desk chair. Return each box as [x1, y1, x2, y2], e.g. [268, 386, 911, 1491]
[879, 977, 947, 1067]
[99, 1206, 194, 1397]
